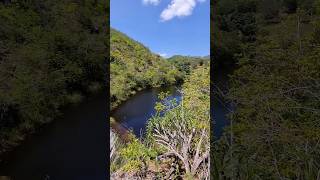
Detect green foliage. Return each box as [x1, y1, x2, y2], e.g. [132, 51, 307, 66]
[148, 66, 210, 137]
[212, 0, 257, 67]
[119, 138, 157, 172]
[183, 66, 210, 122]
[0, 0, 107, 154]
[315, 0, 320, 14]
[212, 1, 320, 179]
[167, 55, 209, 77]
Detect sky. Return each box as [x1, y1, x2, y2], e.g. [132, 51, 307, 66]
[110, 0, 210, 58]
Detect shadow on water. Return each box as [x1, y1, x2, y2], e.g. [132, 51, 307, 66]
[111, 86, 182, 138]
[0, 92, 108, 180]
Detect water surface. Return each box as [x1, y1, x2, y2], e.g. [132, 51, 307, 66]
[212, 67, 234, 138]
[111, 86, 182, 137]
[0, 93, 108, 179]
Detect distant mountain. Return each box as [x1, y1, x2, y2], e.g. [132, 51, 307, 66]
[203, 55, 210, 59]
[167, 55, 210, 66]
[168, 55, 210, 60]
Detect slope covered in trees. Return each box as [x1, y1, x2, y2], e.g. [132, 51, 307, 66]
[212, 0, 320, 179]
[0, 0, 107, 157]
[110, 28, 183, 109]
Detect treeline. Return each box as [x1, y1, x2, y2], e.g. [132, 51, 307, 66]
[0, 0, 107, 155]
[111, 65, 210, 179]
[167, 55, 209, 77]
[212, 0, 320, 179]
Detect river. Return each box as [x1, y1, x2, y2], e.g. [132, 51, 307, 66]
[0, 76, 229, 179]
[111, 74, 231, 140]
[111, 86, 182, 138]
[0, 92, 108, 179]
[212, 66, 234, 139]
[0, 86, 182, 179]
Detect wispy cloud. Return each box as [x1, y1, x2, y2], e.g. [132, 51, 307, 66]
[159, 53, 168, 57]
[143, 0, 161, 6]
[160, 0, 205, 21]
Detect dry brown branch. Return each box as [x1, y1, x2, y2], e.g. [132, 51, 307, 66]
[153, 117, 209, 178]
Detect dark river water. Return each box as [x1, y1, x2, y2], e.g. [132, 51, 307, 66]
[0, 93, 108, 180]
[212, 67, 233, 139]
[111, 86, 182, 138]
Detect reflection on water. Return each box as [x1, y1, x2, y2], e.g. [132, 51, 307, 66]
[111, 86, 182, 137]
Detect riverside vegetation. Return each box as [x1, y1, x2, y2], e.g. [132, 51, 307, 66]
[110, 28, 210, 179]
[212, 0, 320, 179]
[0, 0, 107, 158]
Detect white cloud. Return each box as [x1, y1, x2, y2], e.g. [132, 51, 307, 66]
[160, 0, 205, 21]
[159, 53, 168, 57]
[143, 0, 161, 5]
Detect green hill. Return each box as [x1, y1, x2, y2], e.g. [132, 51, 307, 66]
[110, 28, 182, 109]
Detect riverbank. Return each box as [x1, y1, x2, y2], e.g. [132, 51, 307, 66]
[111, 81, 182, 110]
[110, 79, 183, 111]
[0, 92, 108, 178]
[110, 85, 182, 138]
[0, 85, 105, 163]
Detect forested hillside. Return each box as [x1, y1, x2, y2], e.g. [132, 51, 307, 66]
[0, 0, 107, 157]
[110, 28, 183, 109]
[212, 0, 320, 179]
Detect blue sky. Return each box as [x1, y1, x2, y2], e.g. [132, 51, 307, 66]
[111, 0, 210, 58]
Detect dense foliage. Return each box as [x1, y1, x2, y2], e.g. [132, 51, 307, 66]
[0, 0, 107, 155]
[167, 55, 210, 77]
[212, 0, 320, 179]
[111, 66, 210, 179]
[110, 29, 184, 109]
